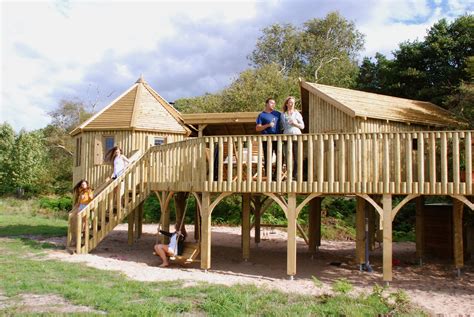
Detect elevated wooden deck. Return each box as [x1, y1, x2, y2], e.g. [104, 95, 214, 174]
[150, 130, 473, 196]
[68, 130, 474, 283]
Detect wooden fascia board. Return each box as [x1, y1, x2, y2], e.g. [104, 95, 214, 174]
[301, 82, 356, 117]
[354, 111, 459, 128]
[182, 112, 260, 125]
[78, 127, 189, 135]
[69, 83, 139, 136]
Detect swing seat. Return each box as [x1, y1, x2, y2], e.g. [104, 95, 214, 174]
[169, 242, 200, 264]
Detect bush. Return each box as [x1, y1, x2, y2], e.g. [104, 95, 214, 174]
[38, 196, 72, 212]
[331, 278, 353, 294]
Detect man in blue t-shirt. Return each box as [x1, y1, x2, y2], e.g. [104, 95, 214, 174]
[256, 98, 281, 179]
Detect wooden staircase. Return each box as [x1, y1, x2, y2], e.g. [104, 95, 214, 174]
[67, 150, 151, 254]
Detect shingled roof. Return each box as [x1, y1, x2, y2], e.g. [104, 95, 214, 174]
[301, 81, 466, 128]
[70, 76, 189, 136]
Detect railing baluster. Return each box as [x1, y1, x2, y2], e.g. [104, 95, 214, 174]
[466, 132, 472, 195]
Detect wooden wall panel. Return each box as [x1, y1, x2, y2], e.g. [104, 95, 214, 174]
[72, 130, 185, 190]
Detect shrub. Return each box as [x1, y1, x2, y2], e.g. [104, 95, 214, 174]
[39, 196, 72, 212]
[331, 278, 353, 294]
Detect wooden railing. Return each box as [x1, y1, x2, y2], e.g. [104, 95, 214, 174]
[67, 150, 151, 253]
[149, 130, 473, 195]
[69, 130, 473, 253]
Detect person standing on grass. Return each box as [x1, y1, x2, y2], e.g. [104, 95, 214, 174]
[256, 98, 281, 179]
[280, 96, 304, 180]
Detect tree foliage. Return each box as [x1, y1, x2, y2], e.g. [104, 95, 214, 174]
[357, 14, 473, 107]
[0, 123, 16, 194]
[249, 11, 364, 86]
[1, 129, 49, 195]
[176, 12, 364, 113]
[48, 99, 93, 132]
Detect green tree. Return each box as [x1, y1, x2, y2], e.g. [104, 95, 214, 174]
[0, 123, 16, 194]
[357, 53, 395, 93]
[357, 14, 473, 107]
[175, 64, 300, 113]
[221, 63, 300, 112]
[8, 130, 49, 195]
[174, 93, 224, 114]
[48, 99, 93, 132]
[301, 12, 364, 85]
[249, 12, 365, 87]
[249, 23, 302, 76]
[44, 99, 94, 194]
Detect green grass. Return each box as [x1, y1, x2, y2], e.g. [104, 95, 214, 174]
[0, 197, 426, 315]
[0, 197, 68, 237]
[0, 238, 426, 316]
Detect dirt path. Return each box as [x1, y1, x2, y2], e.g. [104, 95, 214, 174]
[43, 224, 473, 315]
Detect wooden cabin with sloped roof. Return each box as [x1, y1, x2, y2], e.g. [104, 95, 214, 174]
[299, 81, 463, 133]
[68, 77, 473, 285]
[70, 76, 190, 188]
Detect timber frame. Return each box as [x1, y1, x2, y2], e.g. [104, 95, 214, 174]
[68, 130, 474, 283]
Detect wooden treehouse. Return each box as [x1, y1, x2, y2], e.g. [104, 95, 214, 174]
[69, 76, 473, 283]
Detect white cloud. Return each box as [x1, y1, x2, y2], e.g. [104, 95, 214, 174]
[1, 0, 472, 131]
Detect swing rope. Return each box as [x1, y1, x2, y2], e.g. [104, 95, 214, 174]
[155, 193, 191, 244]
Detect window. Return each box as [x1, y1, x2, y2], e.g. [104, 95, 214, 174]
[154, 137, 165, 146]
[104, 136, 115, 153]
[75, 137, 82, 167]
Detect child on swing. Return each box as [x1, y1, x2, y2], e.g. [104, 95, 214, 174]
[154, 223, 186, 267]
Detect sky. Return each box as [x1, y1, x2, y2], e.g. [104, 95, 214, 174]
[1, 0, 472, 132]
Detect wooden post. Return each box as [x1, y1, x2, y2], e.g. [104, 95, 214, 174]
[161, 206, 170, 244]
[194, 200, 200, 242]
[254, 196, 262, 244]
[382, 194, 392, 283]
[368, 203, 376, 251]
[287, 193, 297, 277]
[174, 192, 188, 237]
[415, 196, 424, 263]
[356, 197, 366, 265]
[138, 203, 143, 239]
[453, 199, 464, 272]
[200, 192, 211, 270]
[134, 206, 139, 241]
[308, 197, 322, 254]
[76, 213, 82, 254]
[128, 209, 134, 246]
[242, 194, 251, 260]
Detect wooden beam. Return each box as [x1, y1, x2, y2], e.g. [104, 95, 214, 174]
[287, 194, 297, 277]
[253, 195, 262, 244]
[415, 197, 424, 262]
[200, 192, 211, 270]
[356, 196, 366, 265]
[308, 197, 322, 254]
[453, 199, 464, 270]
[382, 194, 393, 283]
[242, 194, 251, 260]
[128, 209, 134, 246]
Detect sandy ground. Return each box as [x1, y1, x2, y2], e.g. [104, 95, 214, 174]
[41, 224, 473, 315]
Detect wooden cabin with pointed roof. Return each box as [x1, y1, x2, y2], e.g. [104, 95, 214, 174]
[70, 76, 190, 188]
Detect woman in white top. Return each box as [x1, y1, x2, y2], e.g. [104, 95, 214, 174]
[105, 146, 130, 179]
[105, 146, 130, 209]
[280, 96, 305, 180]
[154, 224, 186, 267]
